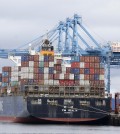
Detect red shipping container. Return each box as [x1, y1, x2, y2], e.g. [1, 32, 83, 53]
[21, 62, 29, 67]
[66, 67, 71, 73]
[89, 75, 94, 80]
[56, 66, 62, 71]
[29, 55, 34, 61]
[94, 63, 100, 68]
[89, 63, 94, 68]
[100, 69, 104, 74]
[34, 62, 39, 68]
[64, 74, 69, 79]
[94, 56, 100, 62]
[71, 62, 80, 68]
[2, 77, 9, 83]
[80, 56, 85, 62]
[2, 67, 11, 72]
[90, 69, 95, 74]
[34, 68, 39, 73]
[89, 57, 95, 62]
[38, 80, 44, 85]
[49, 74, 54, 79]
[59, 80, 65, 86]
[84, 56, 90, 62]
[34, 55, 39, 61]
[21, 79, 28, 84]
[54, 74, 60, 80]
[85, 62, 90, 68]
[84, 75, 89, 80]
[68, 80, 74, 86]
[34, 74, 39, 79]
[80, 69, 84, 74]
[74, 80, 79, 86]
[1, 88, 7, 93]
[44, 62, 49, 67]
[94, 69, 100, 74]
[38, 74, 44, 80]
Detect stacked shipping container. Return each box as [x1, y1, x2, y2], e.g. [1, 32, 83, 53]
[0, 54, 105, 95]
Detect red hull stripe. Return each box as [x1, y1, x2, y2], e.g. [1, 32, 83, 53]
[0, 116, 98, 123]
[39, 118, 97, 122]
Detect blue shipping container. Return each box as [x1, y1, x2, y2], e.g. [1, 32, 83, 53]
[71, 56, 80, 62]
[49, 67, 54, 74]
[94, 74, 99, 80]
[2, 72, 9, 77]
[71, 68, 79, 74]
[39, 68, 44, 73]
[84, 68, 90, 74]
[74, 75, 80, 80]
[2, 83, 8, 87]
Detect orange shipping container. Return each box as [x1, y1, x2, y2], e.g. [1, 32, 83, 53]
[2, 67, 11, 72]
[89, 57, 95, 62]
[34, 55, 39, 61]
[80, 69, 84, 74]
[34, 62, 39, 68]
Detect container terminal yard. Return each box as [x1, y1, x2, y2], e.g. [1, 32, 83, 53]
[0, 14, 120, 125]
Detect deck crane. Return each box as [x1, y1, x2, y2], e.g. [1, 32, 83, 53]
[0, 14, 118, 94]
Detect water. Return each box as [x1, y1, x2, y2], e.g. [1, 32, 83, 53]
[0, 123, 120, 134]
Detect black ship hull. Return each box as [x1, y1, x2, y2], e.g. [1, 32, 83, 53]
[0, 96, 111, 124]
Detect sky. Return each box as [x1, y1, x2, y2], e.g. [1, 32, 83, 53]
[0, 0, 120, 94]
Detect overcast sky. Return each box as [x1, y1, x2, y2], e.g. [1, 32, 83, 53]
[0, 0, 120, 94]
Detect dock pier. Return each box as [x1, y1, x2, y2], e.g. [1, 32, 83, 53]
[109, 113, 120, 126]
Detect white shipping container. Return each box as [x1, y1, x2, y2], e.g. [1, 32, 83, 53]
[49, 62, 54, 67]
[11, 72, 19, 77]
[54, 80, 59, 85]
[49, 80, 53, 85]
[21, 73, 29, 79]
[11, 66, 19, 72]
[44, 68, 49, 74]
[29, 61, 34, 67]
[80, 74, 84, 80]
[84, 80, 90, 86]
[80, 62, 84, 68]
[44, 74, 49, 79]
[11, 77, 19, 81]
[28, 67, 34, 73]
[59, 74, 64, 79]
[99, 75, 104, 80]
[44, 80, 49, 85]
[69, 74, 74, 80]
[62, 67, 66, 72]
[29, 73, 34, 79]
[39, 55, 44, 61]
[21, 67, 29, 73]
[80, 80, 85, 86]
[54, 70, 56, 74]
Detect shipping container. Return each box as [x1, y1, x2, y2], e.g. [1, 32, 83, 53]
[2, 67, 11, 72]
[71, 68, 79, 74]
[29, 61, 34, 67]
[34, 55, 39, 62]
[39, 68, 44, 74]
[71, 62, 80, 68]
[34, 62, 39, 68]
[80, 62, 84, 68]
[84, 68, 90, 74]
[71, 56, 80, 62]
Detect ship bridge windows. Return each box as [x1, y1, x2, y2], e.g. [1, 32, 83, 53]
[95, 100, 106, 106]
[79, 100, 90, 106]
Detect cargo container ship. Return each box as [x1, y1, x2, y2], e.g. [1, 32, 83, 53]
[0, 39, 111, 124]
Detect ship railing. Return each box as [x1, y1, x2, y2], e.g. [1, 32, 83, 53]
[18, 84, 107, 98]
